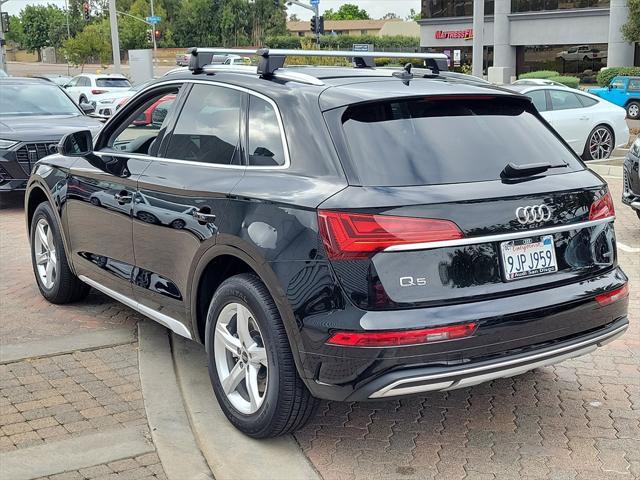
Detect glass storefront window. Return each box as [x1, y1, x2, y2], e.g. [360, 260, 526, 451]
[421, 0, 494, 18]
[518, 44, 608, 77]
[512, 0, 609, 13]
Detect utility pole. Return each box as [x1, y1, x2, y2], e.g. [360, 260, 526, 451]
[0, 0, 8, 73]
[65, 0, 71, 75]
[150, 0, 157, 75]
[471, 0, 484, 78]
[108, 0, 121, 73]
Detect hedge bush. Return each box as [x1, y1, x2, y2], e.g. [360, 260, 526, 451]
[548, 76, 580, 88]
[596, 67, 640, 86]
[518, 70, 559, 79]
[264, 34, 420, 51]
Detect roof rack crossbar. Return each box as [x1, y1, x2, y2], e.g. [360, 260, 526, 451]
[188, 47, 449, 76]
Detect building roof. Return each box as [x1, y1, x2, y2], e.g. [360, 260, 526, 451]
[287, 19, 392, 32]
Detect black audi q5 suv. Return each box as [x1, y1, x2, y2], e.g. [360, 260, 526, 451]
[25, 48, 629, 438]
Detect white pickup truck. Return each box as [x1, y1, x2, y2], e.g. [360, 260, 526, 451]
[556, 45, 607, 62]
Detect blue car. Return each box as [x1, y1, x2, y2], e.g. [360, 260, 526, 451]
[588, 76, 640, 119]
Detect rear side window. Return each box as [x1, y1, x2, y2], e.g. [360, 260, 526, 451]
[336, 97, 581, 187]
[577, 94, 598, 107]
[96, 78, 131, 88]
[526, 90, 547, 112]
[549, 90, 583, 110]
[166, 84, 242, 165]
[247, 96, 286, 167]
[628, 79, 640, 91]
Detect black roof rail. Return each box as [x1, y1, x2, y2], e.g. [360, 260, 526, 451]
[187, 47, 449, 77]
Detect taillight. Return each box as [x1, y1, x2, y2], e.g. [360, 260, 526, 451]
[326, 323, 477, 347]
[317, 210, 463, 260]
[91, 89, 107, 95]
[595, 284, 629, 307]
[589, 191, 615, 221]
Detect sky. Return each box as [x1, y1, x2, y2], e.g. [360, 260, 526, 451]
[3, 0, 422, 20]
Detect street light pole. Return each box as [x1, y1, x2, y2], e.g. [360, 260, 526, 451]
[471, 0, 484, 78]
[108, 0, 121, 73]
[0, 0, 8, 73]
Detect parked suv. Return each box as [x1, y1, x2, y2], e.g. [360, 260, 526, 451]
[588, 76, 640, 119]
[623, 136, 640, 220]
[25, 48, 629, 438]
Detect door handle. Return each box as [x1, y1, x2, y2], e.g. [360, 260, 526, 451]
[193, 209, 216, 223]
[114, 191, 133, 204]
[579, 117, 589, 121]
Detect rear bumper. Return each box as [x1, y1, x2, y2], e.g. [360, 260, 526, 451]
[359, 317, 627, 400]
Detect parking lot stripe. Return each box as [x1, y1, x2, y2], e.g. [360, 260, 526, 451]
[0, 426, 153, 480]
[0, 328, 136, 364]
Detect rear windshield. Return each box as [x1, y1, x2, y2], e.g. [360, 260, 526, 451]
[337, 97, 582, 186]
[96, 78, 131, 88]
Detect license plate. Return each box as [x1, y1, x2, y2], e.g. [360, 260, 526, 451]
[500, 235, 558, 281]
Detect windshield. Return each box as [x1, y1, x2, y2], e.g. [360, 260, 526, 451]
[96, 78, 131, 88]
[0, 84, 81, 116]
[337, 96, 582, 186]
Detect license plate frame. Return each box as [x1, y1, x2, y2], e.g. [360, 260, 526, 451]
[500, 235, 558, 281]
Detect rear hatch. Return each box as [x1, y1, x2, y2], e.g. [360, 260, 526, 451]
[319, 93, 617, 312]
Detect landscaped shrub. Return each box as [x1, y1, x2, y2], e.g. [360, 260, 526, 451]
[265, 35, 420, 52]
[548, 75, 580, 88]
[596, 67, 640, 86]
[518, 70, 559, 80]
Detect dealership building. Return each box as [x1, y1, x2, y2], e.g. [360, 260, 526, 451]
[419, 0, 636, 82]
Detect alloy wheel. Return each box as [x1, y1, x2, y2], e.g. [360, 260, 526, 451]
[214, 302, 268, 415]
[588, 127, 613, 160]
[629, 103, 640, 118]
[33, 218, 57, 289]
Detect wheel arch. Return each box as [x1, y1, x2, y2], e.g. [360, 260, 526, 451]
[189, 245, 308, 381]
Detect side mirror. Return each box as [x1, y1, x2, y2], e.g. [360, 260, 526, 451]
[58, 130, 93, 157]
[79, 102, 95, 115]
[607, 84, 612, 90]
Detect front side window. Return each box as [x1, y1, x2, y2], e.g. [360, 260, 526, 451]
[610, 79, 625, 89]
[109, 87, 181, 155]
[78, 77, 90, 87]
[247, 96, 286, 167]
[165, 84, 242, 165]
[549, 90, 583, 110]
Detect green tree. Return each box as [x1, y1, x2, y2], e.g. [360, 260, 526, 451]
[5, 16, 25, 47]
[622, 0, 640, 43]
[62, 20, 112, 69]
[173, 0, 222, 47]
[382, 12, 399, 20]
[407, 8, 422, 21]
[20, 5, 67, 60]
[118, 0, 172, 50]
[220, 0, 251, 46]
[323, 3, 370, 20]
[250, 0, 286, 45]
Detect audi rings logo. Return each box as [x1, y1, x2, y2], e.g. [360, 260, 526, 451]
[515, 205, 552, 225]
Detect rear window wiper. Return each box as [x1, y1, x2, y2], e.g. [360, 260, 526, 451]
[501, 162, 565, 179]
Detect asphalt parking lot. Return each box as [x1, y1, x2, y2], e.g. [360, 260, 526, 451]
[0, 171, 638, 480]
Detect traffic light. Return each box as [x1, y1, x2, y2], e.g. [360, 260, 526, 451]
[310, 15, 316, 33]
[146, 29, 152, 43]
[82, 2, 90, 22]
[318, 16, 324, 35]
[154, 30, 161, 40]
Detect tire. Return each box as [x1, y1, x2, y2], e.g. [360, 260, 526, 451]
[582, 125, 614, 161]
[90, 197, 101, 206]
[627, 101, 640, 120]
[137, 211, 159, 224]
[169, 219, 186, 229]
[79, 95, 87, 104]
[30, 202, 90, 304]
[205, 273, 318, 438]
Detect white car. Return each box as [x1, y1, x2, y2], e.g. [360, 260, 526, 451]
[512, 79, 567, 87]
[508, 85, 629, 161]
[93, 80, 153, 117]
[64, 74, 132, 107]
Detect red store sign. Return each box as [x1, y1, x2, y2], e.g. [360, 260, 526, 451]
[435, 29, 473, 40]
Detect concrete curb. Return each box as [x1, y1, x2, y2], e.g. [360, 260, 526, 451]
[0, 427, 153, 480]
[138, 321, 213, 480]
[172, 334, 321, 480]
[589, 164, 623, 178]
[0, 328, 136, 364]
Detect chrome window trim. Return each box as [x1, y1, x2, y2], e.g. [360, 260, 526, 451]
[79, 275, 192, 339]
[101, 78, 291, 171]
[383, 216, 615, 252]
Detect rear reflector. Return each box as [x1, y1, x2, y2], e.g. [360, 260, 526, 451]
[595, 284, 629, 307]
[91, 89, 107, 95]
[589, 191, 615, 221]
[317, 211, 463, 260]
[326, 323, 477, 347]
